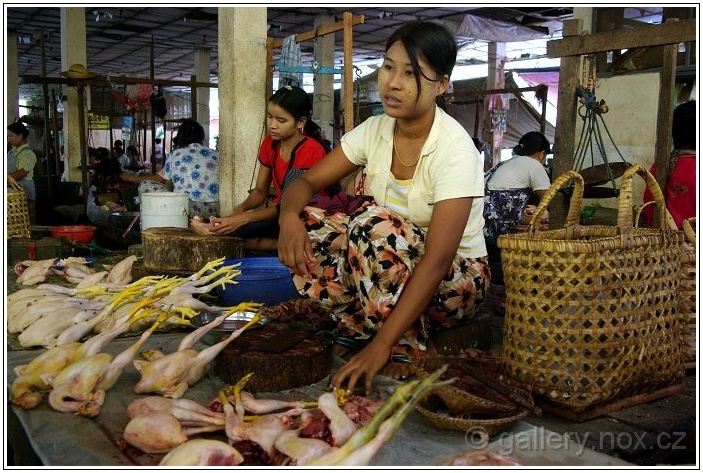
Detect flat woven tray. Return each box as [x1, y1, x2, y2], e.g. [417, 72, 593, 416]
[416, 403, 530, 436]
[415, 353, 535, 434]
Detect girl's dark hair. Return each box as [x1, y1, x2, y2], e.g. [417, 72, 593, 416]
[672, 99, 696, 150]
[513, 131, 551, 156]
[269, 85, 324, 145]
[7, 121, 29, 138]
[384, 21, 457, 102]
[176, 119, 205, 146]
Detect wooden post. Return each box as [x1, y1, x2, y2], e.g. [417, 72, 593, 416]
[150, 34, 156, 173]
[653, 19, 680, 205]
[549, 19, 583, 228]
[77, 83, 89, 209]
[343, 11, 354, 132]
[190, 75, 198, 122]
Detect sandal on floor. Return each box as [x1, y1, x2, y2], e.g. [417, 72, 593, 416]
[333, 336, 367, 360]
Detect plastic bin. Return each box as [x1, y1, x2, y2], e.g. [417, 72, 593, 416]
[214, 257, 299, 306]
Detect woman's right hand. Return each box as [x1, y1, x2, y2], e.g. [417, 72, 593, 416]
[277, 212, 314, 277]
[207, 213, 246, 236]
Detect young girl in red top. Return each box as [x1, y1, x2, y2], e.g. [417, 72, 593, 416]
[642, 99, 696, 229]
[192, 85, 329, 249]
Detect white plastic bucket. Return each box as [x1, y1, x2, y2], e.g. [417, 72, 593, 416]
[140, 192, 189, 230]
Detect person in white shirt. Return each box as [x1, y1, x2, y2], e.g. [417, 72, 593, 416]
[113, 146, 130, 168]
[482, 131, 552, 286]
[483, 131, 552, 240]
[152, 138, 164, 168]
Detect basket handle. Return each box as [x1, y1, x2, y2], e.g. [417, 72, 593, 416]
[7, 175, 23, 193]
[527, 170, 584, 234]
[617, 164, 668, 235]
[634, 200, 678, 231]
[682, 217, 696, 245]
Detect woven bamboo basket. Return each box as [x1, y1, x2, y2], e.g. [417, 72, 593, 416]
[415, 370, 522, 417]
[416, 354, 535, 417]
[416, 403, 530, 436]
[415, 355, 535, 434]
[680, 217, 696, 368]
[636, 203, 696, 370]
[7, 176, 31, 239]
[497, 165, 686, 412]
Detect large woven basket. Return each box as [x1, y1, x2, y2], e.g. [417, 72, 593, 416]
[497, 165, 686, 412]
[636, 203, 696, 370]
[7, 176, 31, 239]
[680, 217, 696, 368]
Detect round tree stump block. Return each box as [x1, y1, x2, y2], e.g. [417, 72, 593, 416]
[215, 324, 333, 392]
[141, 227, 243, 273]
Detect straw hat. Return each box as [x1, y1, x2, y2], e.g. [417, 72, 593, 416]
[60, 63, 97, 79]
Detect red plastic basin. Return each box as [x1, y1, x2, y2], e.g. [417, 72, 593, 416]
[50, 225, 97, 243]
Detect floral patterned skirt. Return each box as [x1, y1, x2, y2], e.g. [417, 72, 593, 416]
[294, 201, 490, 358]
[482, 187, 531, 239]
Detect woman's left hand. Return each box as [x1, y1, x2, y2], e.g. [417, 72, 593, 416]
[190, 216, 216, 235]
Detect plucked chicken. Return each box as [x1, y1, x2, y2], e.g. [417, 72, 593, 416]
[133, 306, 261, 399]
[15, 258, 57, 285]
[123, 411, 189, 453]
[48, 318, 163, 417]
[11, 322, 130, 409]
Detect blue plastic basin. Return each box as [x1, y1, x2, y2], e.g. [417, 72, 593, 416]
[214, 257, 300, 307]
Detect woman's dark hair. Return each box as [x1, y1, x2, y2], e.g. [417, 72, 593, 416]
[513, 131, 551, 156]
[7, 121, 29, 138]
[384, 21, 458, 103]
[672, 100, 696, 150]
[269, 85, 324, 145]
[175, 119, 205, 146]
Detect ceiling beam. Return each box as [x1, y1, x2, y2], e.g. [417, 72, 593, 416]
[547, 18, 695, 57]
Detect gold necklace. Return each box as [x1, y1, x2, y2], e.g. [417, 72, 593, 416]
[393, 124, 422, 167]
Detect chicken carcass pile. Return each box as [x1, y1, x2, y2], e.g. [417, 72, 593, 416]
[9, 256, 260, 414]
[120, 366, 456, 467]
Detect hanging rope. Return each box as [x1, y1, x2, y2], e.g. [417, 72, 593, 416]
[573, 85, 629, 189]
[353, 65, 363, 127]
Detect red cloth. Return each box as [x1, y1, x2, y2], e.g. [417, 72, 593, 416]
[642, 154, 696, 228]
[258, 135, 327, 205]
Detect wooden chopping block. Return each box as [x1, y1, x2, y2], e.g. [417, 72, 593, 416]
[142, 227, 243, 273]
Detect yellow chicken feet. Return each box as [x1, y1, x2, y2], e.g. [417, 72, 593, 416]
[232, 373, 253, 419]
[221, 302, 265, 316]
[190, 257, 228, 281]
